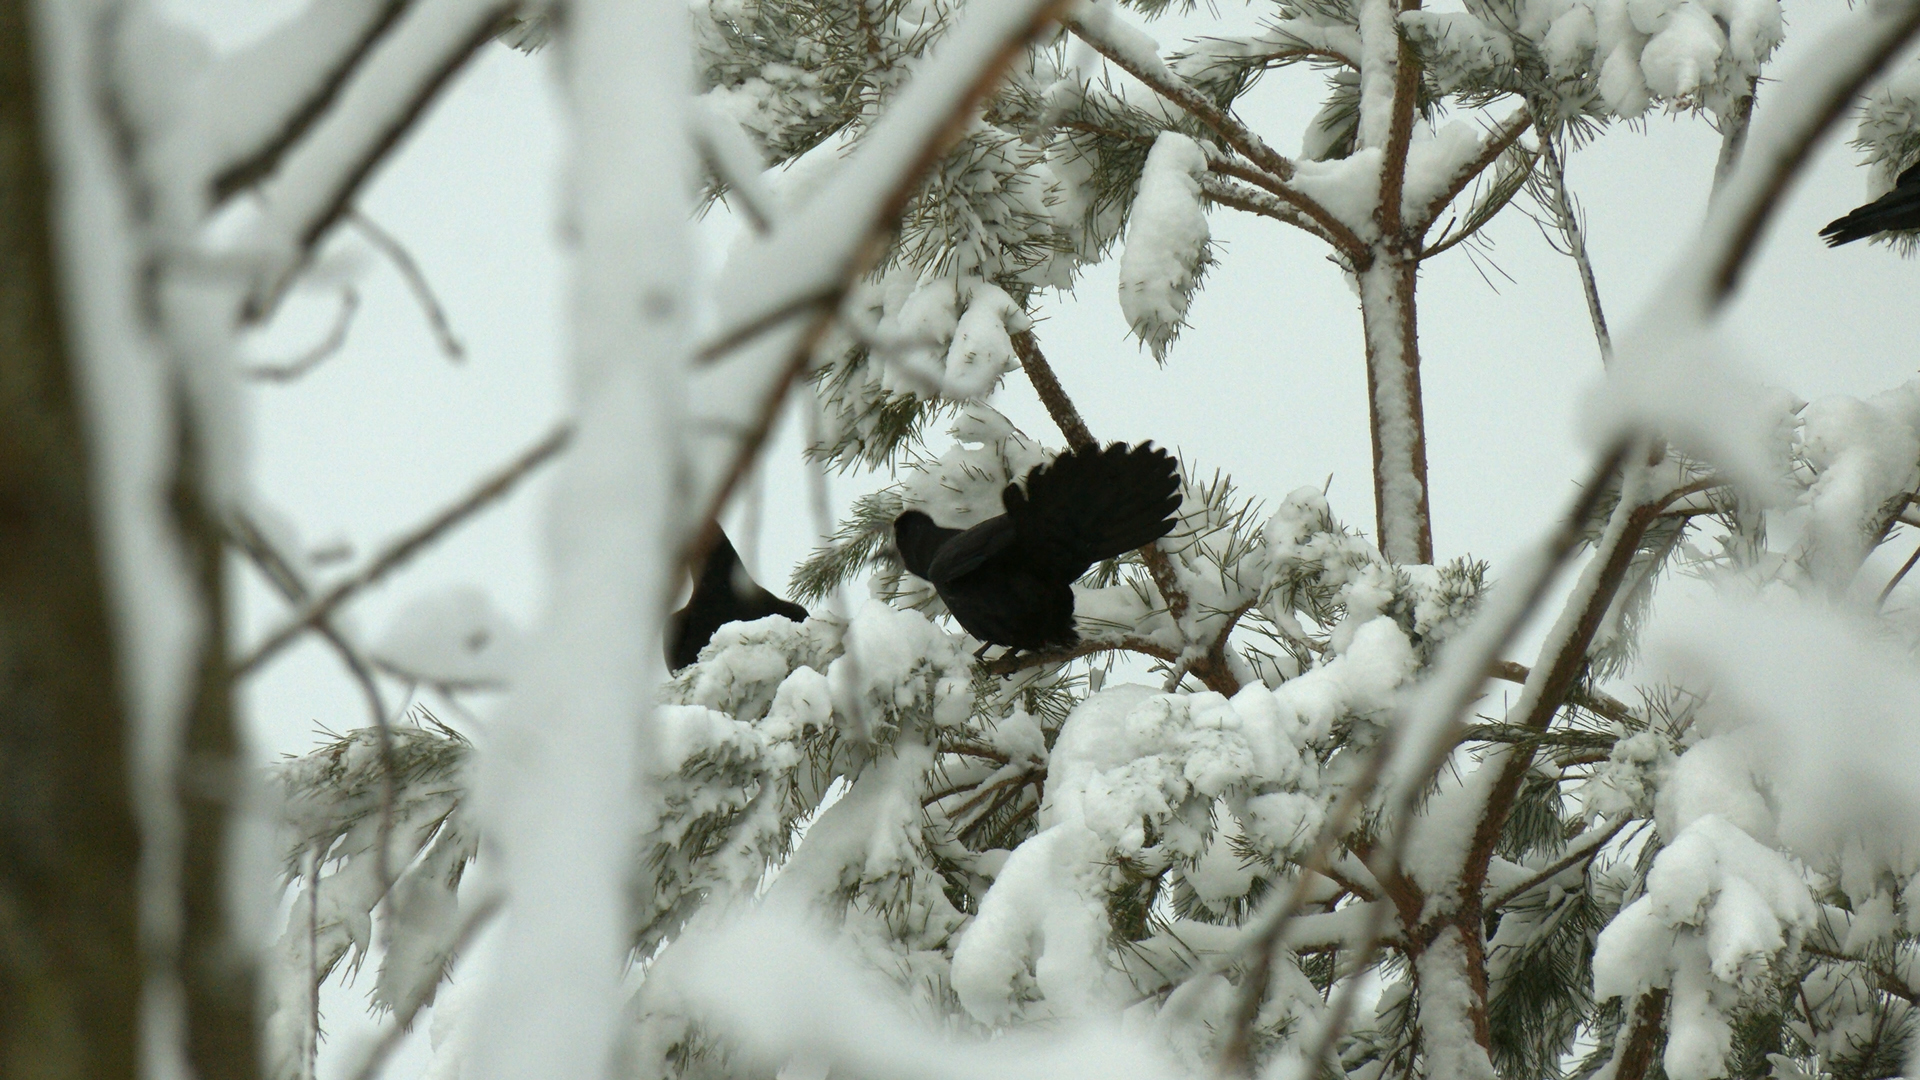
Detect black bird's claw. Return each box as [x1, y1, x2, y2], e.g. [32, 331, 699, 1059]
[973, 641, 995, 663]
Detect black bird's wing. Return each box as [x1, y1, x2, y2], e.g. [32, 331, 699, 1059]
[894, 510, 966, 580]
[1822, 162, 1920, 246]
[1002, 442, 1183, 581]
[924, 515, 1019, 583]
[667, 532, 808, 671]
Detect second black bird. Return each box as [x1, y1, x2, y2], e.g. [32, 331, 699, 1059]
[1821, 161, 1920, 246]
[893, 442, 1183, 656]
[667, 532, 808, 672]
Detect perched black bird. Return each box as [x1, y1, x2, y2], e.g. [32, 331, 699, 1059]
[1821, 162, 1920, 246]
[893, 442, 1182, 656]
[667, 532, 808, 672]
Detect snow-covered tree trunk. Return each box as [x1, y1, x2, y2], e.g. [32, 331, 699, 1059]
[1356, 0, 1433, 565]
[465, 0, 694, 1076]
[1356, 255, 1432, 566]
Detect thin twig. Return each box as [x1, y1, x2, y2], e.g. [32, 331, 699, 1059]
[235, 423, 573, 677]
[209, 0, 414, 203]
[348, 211, 464, 359]
[247, 287, 361, 382]
[228, 511, 400, 915]
[1487, 659, 1635, 728]
[1531, 119, 1611, 359]
[1877, 541, 1920, 610]
[1484, 815, 1630, 911]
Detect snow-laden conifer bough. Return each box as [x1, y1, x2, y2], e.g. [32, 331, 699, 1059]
[24, 0, 1920, 1077]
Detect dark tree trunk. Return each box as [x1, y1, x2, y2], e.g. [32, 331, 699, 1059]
[0, 1, 145, 1075]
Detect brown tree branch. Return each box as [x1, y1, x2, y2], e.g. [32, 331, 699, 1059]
[1487, 659, 1636, 728]
[1411, 107, 1532, 235]
[1614, 989, 1670, 1080]
[1009, 332, 1244, 695]
[209, 0, 416, 203]
[1064, 12, 1298, 182]
[234, 422, 573, 677]
[1199, 172, 1340, 246]
[1371, 1, 1427, 240]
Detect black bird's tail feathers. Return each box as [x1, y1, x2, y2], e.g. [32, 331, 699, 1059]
[1006, 442, 1183, 581]
[1821, 162, 1920, 246]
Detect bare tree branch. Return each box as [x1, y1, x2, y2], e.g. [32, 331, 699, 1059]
[246, 287, 360, 382]
[347, 211, 464, 359]
[209, 0, 416, 203]
[234, 422, 572, 677]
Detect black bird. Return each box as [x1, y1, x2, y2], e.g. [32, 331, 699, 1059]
[893, 442, 1182, 657]
[1822, 161, 1920, 246]
[667, 532, 808, 672]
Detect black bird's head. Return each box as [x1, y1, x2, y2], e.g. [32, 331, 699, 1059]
[893, 510, 945, 580]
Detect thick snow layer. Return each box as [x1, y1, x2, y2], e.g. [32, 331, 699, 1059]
[1653, 593, 1920, 868]
[952, 621, 1414, 1022]
[1415, 928, 1499, 1080]
[660, 907, 1185, 1080]
[1117, 132, 1210, 361]
[1593, 815, 1815, 1080]
[1398, 122, 1487, 225]
[1289, 148, 1385, 241]
[943, 281, 1027, 398]
[1797, 382, 1920, 587]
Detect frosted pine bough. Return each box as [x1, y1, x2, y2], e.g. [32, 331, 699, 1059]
[138, 0, 1920, 1078]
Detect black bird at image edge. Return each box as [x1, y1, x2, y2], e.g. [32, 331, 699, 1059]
[1821, 161, 1920, 247]
[893, 441, 1182, 657]
[667, 532, 808, 672]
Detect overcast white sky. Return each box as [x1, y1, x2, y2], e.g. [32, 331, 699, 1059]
[159, 0, 1920, 1069]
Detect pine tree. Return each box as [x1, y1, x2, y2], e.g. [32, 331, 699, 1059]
[31, 0, 1920, 1077]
